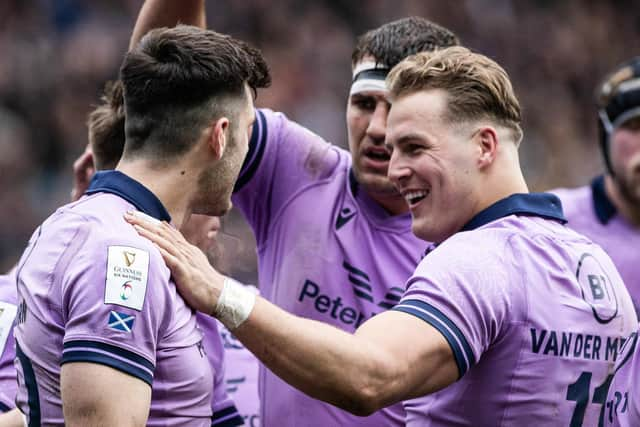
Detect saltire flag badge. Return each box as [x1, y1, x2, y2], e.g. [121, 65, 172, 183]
[108, 310, 135, 333]
[104, 245, 149, 311]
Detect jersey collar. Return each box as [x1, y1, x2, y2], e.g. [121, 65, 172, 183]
[590, 175, 617, 225]
[460, 193, 567, 232]
[85, 170, 171, 223]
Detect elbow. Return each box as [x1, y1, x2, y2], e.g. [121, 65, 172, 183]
[337, 378, 393, 417]
[347, 387, 385, 416]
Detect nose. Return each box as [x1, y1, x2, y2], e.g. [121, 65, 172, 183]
[365, 101, 389, 144]
[387, 149, 411, 186]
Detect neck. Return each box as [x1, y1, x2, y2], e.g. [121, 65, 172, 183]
[604, 175, 640, 227]
[117, 159, 195, 229]
[474, 163, 529, 217]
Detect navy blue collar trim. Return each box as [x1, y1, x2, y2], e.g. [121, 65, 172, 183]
[348, 168, 359, 198]
[460, 193, 566, 232]
[591, 175, 617, 224]
[85, 170, 171, 222]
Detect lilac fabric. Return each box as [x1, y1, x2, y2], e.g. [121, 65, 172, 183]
[604, 328, 640, 426]
[0, 271, 17, 412]
[12, 171, 226, 426]
[393, 194, 637, 426]
[553, 176, 640, 314]
[233, 109, 425, 426]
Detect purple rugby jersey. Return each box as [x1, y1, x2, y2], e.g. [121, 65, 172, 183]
[553, 176, 640, 314]
[232, 109, 425, 426]
[197, 312, 246, 427]
[0, 271, 17, 412]
[604, 328, 640, 426]
[216, 322, 260, 427]
[13, 171, 238, 427]
[392, 193, 637, 427]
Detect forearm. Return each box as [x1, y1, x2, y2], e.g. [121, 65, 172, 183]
[231, 297, 404, 415]
[130, 0, 206, 49]
[0, 409, 25, 427]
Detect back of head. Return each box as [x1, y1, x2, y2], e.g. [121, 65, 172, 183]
[596, 57, 640, 174]
[87, 80, 125, 170]
[386, 46, 523, 143]
[352, 17, 459, 69]
[120, 25, 271, 162]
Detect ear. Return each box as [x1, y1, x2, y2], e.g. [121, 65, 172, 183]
[210, 117, 230, 160]
[475, 127, 498, 169]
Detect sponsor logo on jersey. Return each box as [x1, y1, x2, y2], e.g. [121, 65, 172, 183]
[123, 251, 136, 267]
[335, 207, 357, 230]
[108, 310, 135, 332]
[105, 246, 149, 311]
[297, 260, 405, 329]
[120, 282, 133, 300]
[576, 252, 618, 324]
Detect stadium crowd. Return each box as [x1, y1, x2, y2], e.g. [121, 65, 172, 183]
[1, 0, 639, 278]
[0, 1, 639, 426]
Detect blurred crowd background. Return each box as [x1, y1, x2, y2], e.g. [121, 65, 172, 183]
[1, 0, 638, 283]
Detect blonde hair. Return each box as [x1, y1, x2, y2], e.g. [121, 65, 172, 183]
[387, 46, 523, 143]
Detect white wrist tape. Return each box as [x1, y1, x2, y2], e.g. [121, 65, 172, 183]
[214, 277, 257, 330]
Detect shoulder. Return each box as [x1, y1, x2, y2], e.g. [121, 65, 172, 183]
[423, 226, 513, 267]
[57, 200, 169, 286]
[548, 185, 592, 219]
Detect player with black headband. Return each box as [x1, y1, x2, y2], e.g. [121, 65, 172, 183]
[553, 57, 640, 313]
[129, 2, 459, 426]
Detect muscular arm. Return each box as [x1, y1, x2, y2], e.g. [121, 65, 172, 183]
[234, 297, 458, 415]
[0, 409, 25, 427]
[130, 0, 206, 49]
[126, 214, 459, 415]
[61, 363, 151, 427]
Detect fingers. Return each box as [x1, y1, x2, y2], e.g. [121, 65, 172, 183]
[131, 223, 178, 257]
[125, 211, 195, 261]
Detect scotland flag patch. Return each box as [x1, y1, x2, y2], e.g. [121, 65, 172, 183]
[108, 310, 135, 333]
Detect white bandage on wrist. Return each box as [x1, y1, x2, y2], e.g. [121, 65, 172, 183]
[214, 277, 257, 330]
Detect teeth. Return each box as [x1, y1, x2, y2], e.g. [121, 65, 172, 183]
[404, 190, 429, 204]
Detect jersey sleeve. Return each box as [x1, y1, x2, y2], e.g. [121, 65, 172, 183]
[232, 108, 344, 245]
[0, 272, 18, 411]
[392, 232, 514, 378]
[59, 236, 170, 387]
[196, 313, 244, 427]
[0, 304, 17, 412]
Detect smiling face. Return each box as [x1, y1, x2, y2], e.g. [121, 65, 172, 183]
[386, 89, 481, 243]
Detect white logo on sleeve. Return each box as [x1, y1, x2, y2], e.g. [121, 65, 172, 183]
[0, 301, 17, 355]
[105, 246, 149, 311]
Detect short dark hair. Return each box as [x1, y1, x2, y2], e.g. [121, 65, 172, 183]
[120, 25, 270, 160]
[87, 80, 125, 170]
[351, 17, 459, 69]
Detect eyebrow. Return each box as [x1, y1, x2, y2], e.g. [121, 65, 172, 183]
[395, 134, 425, 146]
